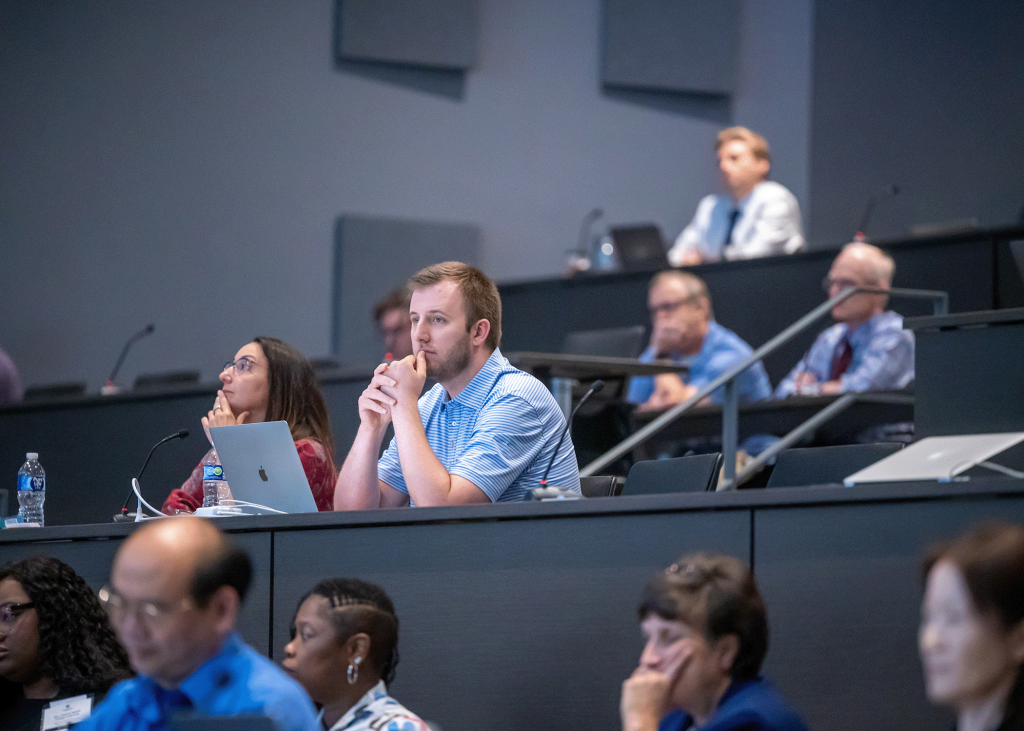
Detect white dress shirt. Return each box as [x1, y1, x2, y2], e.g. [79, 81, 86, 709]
[669, 180, 805, 264]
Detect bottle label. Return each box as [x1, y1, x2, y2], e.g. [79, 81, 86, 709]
[18, 474, 45, 492]
[203, 465, 226, 482]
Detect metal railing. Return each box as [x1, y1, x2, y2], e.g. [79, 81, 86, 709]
[579, 286, 948, 485]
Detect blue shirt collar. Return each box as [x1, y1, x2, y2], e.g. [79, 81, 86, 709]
[445, 348, 505, 411]
[841, 310, 890, 348]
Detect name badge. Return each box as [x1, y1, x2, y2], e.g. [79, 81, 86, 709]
[41, 694, 93, 730]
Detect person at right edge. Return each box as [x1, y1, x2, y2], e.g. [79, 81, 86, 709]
[620, 551, 810, 731]
[668, 127, 804, 266]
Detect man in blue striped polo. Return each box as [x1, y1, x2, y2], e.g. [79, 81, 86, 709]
[334, 261, 581, 509]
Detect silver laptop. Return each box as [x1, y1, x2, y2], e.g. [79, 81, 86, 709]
[843, 433, 1024, 486]
[209, 421, 319, 514]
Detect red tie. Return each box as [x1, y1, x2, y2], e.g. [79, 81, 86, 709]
[829, 338, 853, 381]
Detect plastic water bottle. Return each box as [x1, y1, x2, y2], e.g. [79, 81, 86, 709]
[201, 448, 228, 508]
[17, 453, 45, 527]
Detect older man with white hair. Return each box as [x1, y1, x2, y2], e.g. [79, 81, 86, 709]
[775, 243, 915, 397]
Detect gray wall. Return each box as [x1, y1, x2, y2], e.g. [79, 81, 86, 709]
[0, 0, 812, 391]
[809, 0, 1024, 245]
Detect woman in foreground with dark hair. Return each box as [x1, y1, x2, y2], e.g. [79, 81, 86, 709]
[283, 578, 428, 731]
[163, 336, 337, 513]
[620, 552, 809, 731]
[920, 521, 1024, 731]
[0, 556, 132, 731]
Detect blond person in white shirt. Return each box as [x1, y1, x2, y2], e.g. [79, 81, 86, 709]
[669, 127, 804, 266]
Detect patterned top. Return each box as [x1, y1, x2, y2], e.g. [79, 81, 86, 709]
[162, 438, 335, 513]
[774, 310, 914, 398]
[321, 681, 428, 731]
[669, 181, 805, 264]
[377, 348, 581, 503]
[73, 633, 319, 731]
[627, 321, 773, 406]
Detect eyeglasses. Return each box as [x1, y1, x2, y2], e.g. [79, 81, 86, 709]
[222, 356, 256, 375]
[649, 298, 698, 318]
[0, 602, 35, 627]
[98, 586, 193, 627]
[822, 277, 860, 293]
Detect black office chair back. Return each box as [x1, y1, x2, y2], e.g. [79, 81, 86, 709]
[561, 326, 647, 358]
[133, 370, 201, 392]
[766, 442, 905, 488]
[23, 382, 87, 401]
[0, 488, 8, 518]
[623, 453, 723, 495]
[579, 475, 626, 498]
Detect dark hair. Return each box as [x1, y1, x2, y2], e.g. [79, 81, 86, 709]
[923, 521, 1024, 727]
[0, 556, 132, 696]
[292, 578, 400, 686]
[373, 287, 411, 324]
[191, 533, 252, 606]
[252, 336, 336, 475]
[408, 262, 502, 349]
[639, 552, 768, 680]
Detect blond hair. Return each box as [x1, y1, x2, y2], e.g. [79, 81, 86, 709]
[715, 126, 770, 162]
[408, 262, 502, 349]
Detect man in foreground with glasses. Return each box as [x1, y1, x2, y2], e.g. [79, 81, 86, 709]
[775, 242, 915, 398]
[76, 517, 318, 731]
[627, 270, 771, 412]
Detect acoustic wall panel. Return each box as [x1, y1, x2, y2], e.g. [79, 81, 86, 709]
[602, 0, 739, 96]
[332, 215, 480, 367]
[335, 0, 479, 71]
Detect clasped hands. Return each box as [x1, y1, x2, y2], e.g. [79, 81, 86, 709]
[358, 352, 428, 430]
[620, 646, 692, 731]
[202, 389, 250, 445]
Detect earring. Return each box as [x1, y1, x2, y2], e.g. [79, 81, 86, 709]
[347, 656, 361, 685]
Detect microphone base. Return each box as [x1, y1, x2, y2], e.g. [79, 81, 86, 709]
[112, 512, 136, 523]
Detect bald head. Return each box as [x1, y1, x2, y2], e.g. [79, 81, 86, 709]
[835, 243, 895, 289]
[826, 243, 896, 327]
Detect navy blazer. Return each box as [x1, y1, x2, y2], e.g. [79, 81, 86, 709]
[659, 677, 811, 731]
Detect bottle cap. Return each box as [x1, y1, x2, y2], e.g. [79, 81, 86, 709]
[26, 452, 38, 460]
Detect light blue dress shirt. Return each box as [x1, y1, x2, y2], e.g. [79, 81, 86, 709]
[377, 348, 581, 502]
[774, 310, 915, 397]
[627, 321, 773, 406]
[73, 633, 319, 731]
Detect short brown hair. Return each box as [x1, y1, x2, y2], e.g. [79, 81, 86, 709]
[373, 287, 411, 324]
[408, 262, 502, 350]
[715, 126, 770, 162]
[639, 552, 768, 680]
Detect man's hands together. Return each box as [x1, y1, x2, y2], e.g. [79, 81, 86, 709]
[357, 352, 428, 433]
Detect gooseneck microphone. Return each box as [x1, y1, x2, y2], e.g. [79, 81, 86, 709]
[854, 184, 900, 242]
[104, 323, 155, 392]
[116, 429, 189, 519]
[540, 380, 604, 486]
[577, 207, 604, 254]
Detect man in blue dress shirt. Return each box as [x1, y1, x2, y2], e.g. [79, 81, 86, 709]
[775, 242, 914, 398]
[627, 270, 772, 412]
[334, 261, 579, 509]
[76, 518, 318, 731]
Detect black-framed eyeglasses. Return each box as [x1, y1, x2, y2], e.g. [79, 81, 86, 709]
[222, 356, 256, 375]
[0, 601, 36, 626]
[98, 586, 193, 626]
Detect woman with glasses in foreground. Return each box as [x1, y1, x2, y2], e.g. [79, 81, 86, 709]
[0, 556, 132, 731]
[163, 336, 337, 513]
[920, 521, 1024, 731]
[283, 578, 429, 731]
[620, 552, 809, 731]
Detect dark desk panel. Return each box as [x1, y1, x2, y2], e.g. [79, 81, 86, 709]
[755, 490, 1024, 731]
[272, 508, 749, 731]
[5, 482, 1024, 731]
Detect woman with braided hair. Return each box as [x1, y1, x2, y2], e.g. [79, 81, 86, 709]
[283, 578, 428, 731]
[0, 556, 132, 731]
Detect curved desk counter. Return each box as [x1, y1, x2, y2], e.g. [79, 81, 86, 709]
[4, 479, 1024, 731]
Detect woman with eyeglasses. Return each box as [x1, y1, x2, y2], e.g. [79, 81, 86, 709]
[282, 578, 429, 731]
[162, 336, 337, 513]
[620, 552, 809, 731]
[920, 521, 1024, 731]
[0, 556, 132, 731]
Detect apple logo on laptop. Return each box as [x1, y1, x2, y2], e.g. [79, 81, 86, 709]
[259, 466, 268, 482]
